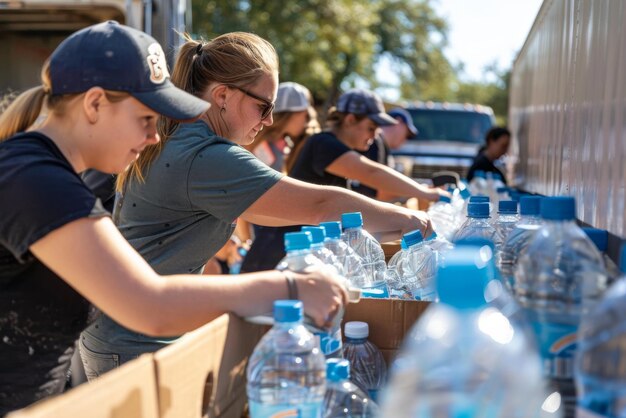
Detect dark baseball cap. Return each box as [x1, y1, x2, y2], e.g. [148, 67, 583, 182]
[336, 89, 397, 126]
[49, 21, 209, 121]
[388, 107, 418, 138]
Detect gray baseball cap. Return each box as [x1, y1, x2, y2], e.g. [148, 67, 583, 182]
[336, 89, 397, 126]
[388, 107, 418, 138]
[275, 82, 310, 113]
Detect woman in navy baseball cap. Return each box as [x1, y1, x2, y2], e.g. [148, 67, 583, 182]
[0, 21, 347, 414]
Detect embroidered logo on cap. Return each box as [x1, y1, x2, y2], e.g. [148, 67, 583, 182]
[146, 43, 170, 85]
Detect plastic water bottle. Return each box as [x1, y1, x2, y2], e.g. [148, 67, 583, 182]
[341, 212, 389, 298]
[425, 232, 455, 266]
[319, 221, 372, 293]
[498, 195, 543, 291]
[247, 300, 326, 418]
[343, 321, 387, 403]
[381, 246, 561, 418]
[276, 231, 343, 358]
[575, 245, 626, 418]
[513, 196, 608, 417]
[385, 238, 407, 297]
[402, 229, 437, 301]
[470, 170, 488, 196]
[427, 195, 457, 240]
[493, 200, 520, 250]
[453, 202, 498, 243]
[323, 359, 379, 418]
[582, 227, 621, 286]
[451, 186, 471, 222]
[302, 226, 344, 275]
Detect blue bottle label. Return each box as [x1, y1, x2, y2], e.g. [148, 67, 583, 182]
[249, 401, 322, 418]
[532, 321, 577, 378]
[576, 407, 605, 418]
[314, 329, 343, 358]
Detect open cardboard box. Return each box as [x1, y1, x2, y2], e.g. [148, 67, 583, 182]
[343, 297, 430, 366]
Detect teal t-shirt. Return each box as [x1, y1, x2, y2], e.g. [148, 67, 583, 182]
[83, 120, 282, 349]
[117, 120, 282, 274]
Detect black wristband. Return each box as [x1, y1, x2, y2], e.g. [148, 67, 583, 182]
[284, 271, 298, 300]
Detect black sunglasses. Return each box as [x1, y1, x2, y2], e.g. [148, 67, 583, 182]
[228, 85, 275, 120]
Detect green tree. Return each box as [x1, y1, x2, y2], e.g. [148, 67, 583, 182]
[191, 0, 453, 109]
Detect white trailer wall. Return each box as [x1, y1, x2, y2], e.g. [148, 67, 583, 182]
[510, 0, 626, 237]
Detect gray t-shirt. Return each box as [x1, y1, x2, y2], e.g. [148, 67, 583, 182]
[116, 120, 283, 274]
[82, 121, 283, 349]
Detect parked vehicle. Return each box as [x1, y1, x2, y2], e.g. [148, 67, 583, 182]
[392, 102, 495, 183]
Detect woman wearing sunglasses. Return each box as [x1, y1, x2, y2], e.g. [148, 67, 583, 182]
[79, 32, 432, 378]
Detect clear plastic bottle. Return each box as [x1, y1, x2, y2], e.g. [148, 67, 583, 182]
[400, 229, 437, 301]
[582, 227, 621, 286]
[276, 231, 343, 358]
[302, 226, 344, 275]
[381, 246, 561, 418]
[469, 170, 488, 196]
[513, 196, 608, 417]
[341, 212, 389, 298]
[453, 202, 498, 243]
[319, 221, 371, 293]
[427, 195, 457, 240]
[323, 359, 379, 418]
[493, 200, 520, 250]
[498, 195, 543, 291]
[385, 238, 407, 298]
[576, 245, 626, 418]
[425, 231, 455, 265]
[343, 321, 387, 403]
[247, 300, 326, 418]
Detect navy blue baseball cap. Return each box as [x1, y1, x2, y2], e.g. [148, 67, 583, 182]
[49, 21, 209, 121]
[336, 89, 397, 126]
[388, 107, 418, 138]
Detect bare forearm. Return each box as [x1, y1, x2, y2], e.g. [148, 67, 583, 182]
[361, 165, 439, 201]
[141, 271, 288, 336]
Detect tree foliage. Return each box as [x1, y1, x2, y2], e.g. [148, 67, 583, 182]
[191, 0, 509, 122]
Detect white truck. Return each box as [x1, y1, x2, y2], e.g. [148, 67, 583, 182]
[0, 0, 189, 94]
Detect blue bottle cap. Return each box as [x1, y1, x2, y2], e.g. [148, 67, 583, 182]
[436, 247, 495, 309]
[400, 238, 407, 250]
[460, 187, 471, 200]
[301, 226, 325, 244]
[519, 196, 541, 216]
[427, 232, 438, 241]
[403, 229, 424, 247]
[326, 359, 350, 382]
[509, 191, 521, 202]
[496, 187, 508, 194]
[467, 202, 490, 218]
[341, 212, 363, 229]
[319, 221, 342, 239]
[582, 227, 608, 252]
[540, 196, 576, 221]
[498, 200, 518, 214]
[474, 170, 486, 179]
[621, 244, 626, 274]
[469, 195, 490, 203]
[273, 300, 303, 323]
[284, 231, 312, 252]
[439, 195, 451, 204]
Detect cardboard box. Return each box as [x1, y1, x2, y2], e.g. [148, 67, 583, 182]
[381, 240, 402, 262]
[343, 298, 430, 366]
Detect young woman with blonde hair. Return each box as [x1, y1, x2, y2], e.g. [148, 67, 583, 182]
[0, 22, 346, 414]
[80, 32, 432, 377]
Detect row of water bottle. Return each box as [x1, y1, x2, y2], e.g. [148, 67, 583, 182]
[246, 299, 385, 417]
[246, 242, 574, 417]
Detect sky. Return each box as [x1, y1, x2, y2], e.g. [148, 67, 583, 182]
[436, 0, 544, 81]
[375, 0, 544, 101]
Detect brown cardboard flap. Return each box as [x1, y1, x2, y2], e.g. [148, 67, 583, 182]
[7, 354, 159, 418]
[154, 314, 229, 418]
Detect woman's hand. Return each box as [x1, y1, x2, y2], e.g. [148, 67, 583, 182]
[403, 209, 433, 239]
[290, 266, 348, 328]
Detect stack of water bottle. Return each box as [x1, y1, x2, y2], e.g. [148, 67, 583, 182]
[245, 181, 625, 417]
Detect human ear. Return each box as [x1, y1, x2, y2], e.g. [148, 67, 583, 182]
[82, 87, 107, 124]
[210, 84, 229, 109]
